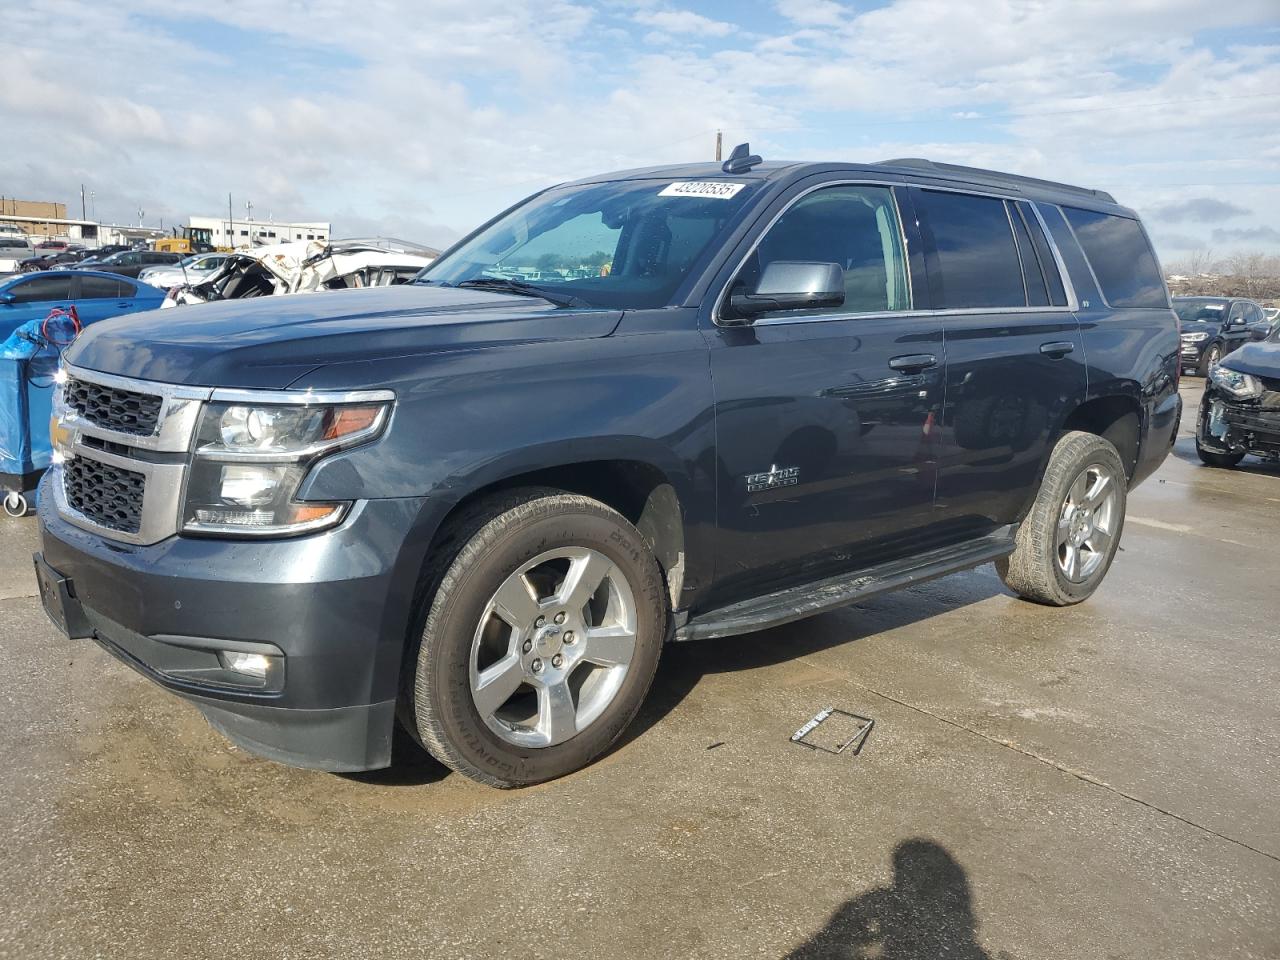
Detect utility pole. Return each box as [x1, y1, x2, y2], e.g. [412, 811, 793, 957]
[715, 129, 722, 162]
[228, 192, 234, 248]
[80, 184, 85, 220]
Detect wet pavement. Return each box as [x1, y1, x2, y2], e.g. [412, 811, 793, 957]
[2, 381, 1277, 959]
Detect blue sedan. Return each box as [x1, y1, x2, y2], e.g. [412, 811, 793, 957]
[0, 270, 166, 341]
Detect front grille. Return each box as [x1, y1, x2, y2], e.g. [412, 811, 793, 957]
[65, 377, 163, 437]
[63, 456, 145, 534]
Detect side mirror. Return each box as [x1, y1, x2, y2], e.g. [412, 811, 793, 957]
[0, 292, 14, 305]
[729, 261, 845, 319]
[1249, 324, 1269, 341]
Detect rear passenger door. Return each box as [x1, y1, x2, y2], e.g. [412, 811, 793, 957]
[73, 274, 139, 323]
[911, 187, 1087, 533]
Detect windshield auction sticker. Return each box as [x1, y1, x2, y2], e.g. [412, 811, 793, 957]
[659, 181, 746, 199]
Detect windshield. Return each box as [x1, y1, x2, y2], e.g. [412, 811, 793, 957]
[1174, 299, 1227, 323]
[419, 178, 761, 309]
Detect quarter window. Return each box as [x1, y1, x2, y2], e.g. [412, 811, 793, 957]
[1062, 207, 1166, 308]
[735, 184, 911, 316]
[914, 190, 1026, 309]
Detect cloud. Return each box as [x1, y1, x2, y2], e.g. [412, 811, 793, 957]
[1210, 226, 1280, 244]
[633, 9, 735, 37]
[775, 0, 847, 27]
[1, 0, 1278, 258]
[1148, 197, 1251, 222]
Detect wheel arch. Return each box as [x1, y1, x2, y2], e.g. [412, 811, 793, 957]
[425, 449, 690, 613]
[1059, 394, 1142, 482]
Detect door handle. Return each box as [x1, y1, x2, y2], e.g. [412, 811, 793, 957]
[1039, 341, 1075, 358]
[888, 353, 938, 372]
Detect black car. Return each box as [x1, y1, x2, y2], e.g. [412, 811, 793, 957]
[35, 150, 1180, 786]
[1196, 322, 1280, 467]
[18, 249, 94, 272]
[83, 249, 184, 279]
[1175, 296, 1270, 376]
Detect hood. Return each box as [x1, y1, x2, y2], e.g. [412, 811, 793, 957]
[64, 284, 623, 388]
[1180, 319, 1221, 337]
[1218, 339, 1280, 379]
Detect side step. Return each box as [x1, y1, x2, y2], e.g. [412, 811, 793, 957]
[675, 526, 1016, 641]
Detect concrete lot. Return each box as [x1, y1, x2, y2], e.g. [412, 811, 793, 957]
[1, 380, 1277, 960]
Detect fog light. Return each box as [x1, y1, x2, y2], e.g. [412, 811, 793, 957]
[221, 651, 271, 679]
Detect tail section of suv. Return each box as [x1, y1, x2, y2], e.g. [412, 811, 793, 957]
[35, 150, 1180, 785]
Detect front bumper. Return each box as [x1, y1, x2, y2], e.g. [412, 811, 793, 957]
[1180, 340, 1207, 368]
[36, 483, 437, 771]
[1199, 391, 1280, 458]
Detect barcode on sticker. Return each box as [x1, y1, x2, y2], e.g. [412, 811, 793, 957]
[659, 181, 746, 200]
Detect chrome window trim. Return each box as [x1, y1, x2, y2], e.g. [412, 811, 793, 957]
[1026, 202, 1080, 311]
[712, 179, 915, 328]
[1003, 199, 1031, 306]
[714, 178, 1088, 328]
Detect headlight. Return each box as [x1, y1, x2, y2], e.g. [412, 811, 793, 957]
[182, 397, 391, 536]
[1181, 331, 1209, 342]
[1208, 365, 1262, 399]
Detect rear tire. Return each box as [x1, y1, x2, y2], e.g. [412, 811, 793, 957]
[410, 489, 666, 787]
[996, 431, 1127, 606]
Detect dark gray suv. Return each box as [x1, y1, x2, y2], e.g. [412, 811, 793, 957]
[35, 151, 1180, 786]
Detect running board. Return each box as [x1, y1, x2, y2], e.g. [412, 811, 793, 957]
[675, 526, 1017, 641]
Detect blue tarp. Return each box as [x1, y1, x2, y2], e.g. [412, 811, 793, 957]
[0, 310, 79, 493]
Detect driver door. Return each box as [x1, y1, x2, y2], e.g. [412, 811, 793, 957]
[704, 181, 947, 607]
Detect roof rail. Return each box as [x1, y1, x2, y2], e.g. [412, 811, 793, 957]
[877, 158, 1115, 204]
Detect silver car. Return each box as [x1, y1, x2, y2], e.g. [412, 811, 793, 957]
[137, 253, 230, 289]
[0, 234, 34, 276]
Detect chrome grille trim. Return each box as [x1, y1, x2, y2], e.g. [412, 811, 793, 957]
[51, 365, 209, 545]
[59, 364, 212, 453]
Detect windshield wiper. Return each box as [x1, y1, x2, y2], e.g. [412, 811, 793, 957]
[455, 277, 588, 308]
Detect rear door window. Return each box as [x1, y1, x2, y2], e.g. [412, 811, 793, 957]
[913, 190, 1025, 309]
[1062, 207, 1166, 308]
[79, 276, 132, 299]
[1007, 202, 1049, 306]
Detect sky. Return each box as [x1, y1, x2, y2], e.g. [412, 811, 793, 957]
[2, 0, 1278, 266]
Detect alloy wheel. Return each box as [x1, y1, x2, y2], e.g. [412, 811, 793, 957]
[468, 547, 638, 748]
[1056, 463, 1119, 583]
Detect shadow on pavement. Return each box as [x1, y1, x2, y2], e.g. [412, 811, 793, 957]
[784, 839, 991, 960]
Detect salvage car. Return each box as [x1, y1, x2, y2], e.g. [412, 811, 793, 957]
[163, 239, 435, 305]
[1195, 321, 1280, 467]
[1175, 296, 1270, 376]
[35, 149, 1179, 787]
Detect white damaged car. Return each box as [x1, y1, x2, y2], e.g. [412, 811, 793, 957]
[163, 238, 437, 307]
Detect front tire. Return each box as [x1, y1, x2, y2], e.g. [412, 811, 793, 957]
[996, 431, 1127, 606]
[410, 489, 666, 787]
[1198, 343, 1222, 377]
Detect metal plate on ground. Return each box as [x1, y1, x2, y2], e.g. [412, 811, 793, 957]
[791, 707, 874, 756]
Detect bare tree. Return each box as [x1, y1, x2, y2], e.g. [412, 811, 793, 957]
[1180, 249, 1217, 277]
[1222, 252, 1280, 298]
